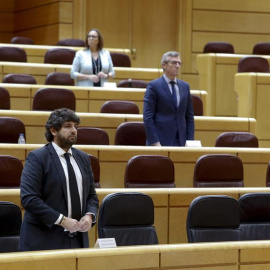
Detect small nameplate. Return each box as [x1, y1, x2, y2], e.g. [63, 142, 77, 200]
[185, 140, 202, 147]
[104, 82, 117, 88]
[94, 238, 117, 249]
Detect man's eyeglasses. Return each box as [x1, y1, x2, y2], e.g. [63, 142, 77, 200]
[168, 61, 182, 66]
[87, 35, 98, 39]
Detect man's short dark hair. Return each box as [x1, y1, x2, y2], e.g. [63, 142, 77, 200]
[45, 108, 81, 142]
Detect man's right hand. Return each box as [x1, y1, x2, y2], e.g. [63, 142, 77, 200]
[152, 142, 161, 146]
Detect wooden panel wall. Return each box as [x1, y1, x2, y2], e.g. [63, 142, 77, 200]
[0, 1, 14, 43]
[11, 0, 73, 45]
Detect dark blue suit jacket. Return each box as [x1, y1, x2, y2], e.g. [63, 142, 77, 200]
[143, 76, 194, 146]
[19, 143, 99, 251]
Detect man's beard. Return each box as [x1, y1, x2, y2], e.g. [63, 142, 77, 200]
[56, 133, 77, 149]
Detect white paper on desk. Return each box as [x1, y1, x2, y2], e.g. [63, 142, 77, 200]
[104, 82, 117, 88]
[94, 238, 117, 249]
[185, 140, 202, 147]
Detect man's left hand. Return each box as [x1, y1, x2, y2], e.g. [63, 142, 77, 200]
[78, 214, 93, 232]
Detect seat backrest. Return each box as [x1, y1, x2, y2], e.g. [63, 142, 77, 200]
[110, 52, 131, 67]
[191, 94, 203, 116]
[77, 127, 109, 145]
[3, 74, 37, 84]
[186, 195, 240, 243]
[100, 100, 139, 114]
[10, 36, 34, 45]
[193, 154, 244, 187]
[44, 48, 76, 65]
[0, 87, 10, 110]
[0, 155, 23, 188]
[114, 122, 146, 146]
[117, 79, 148, 88]
[45, 72, 74, 86]
[215, 132, 259, 148]
[98, 192, 159, 246]
[239, 193, 270, 240]
[238, 56, 270, 72]
[124, 155, 175, 188]
[0, 47, 27, 62]
[0, 117, 25, 143]
[266, 161, 270, 187]
[88, 155, 101, 188]
[32, 88, 76, 111]
[0, 201, 22, 252]
[253, 42, 270, 55]
[203, 42, 234, 54]
[57, 38, 85, 47]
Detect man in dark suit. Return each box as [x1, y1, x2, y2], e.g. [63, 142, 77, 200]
[143, 51, 194, 146]
[19, 108, 99, 251]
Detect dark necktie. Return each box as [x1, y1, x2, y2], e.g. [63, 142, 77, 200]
[64, 153, 81, 221]
[170, 81, 178, 108]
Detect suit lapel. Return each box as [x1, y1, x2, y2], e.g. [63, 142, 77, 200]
[47, 143, 69, 205]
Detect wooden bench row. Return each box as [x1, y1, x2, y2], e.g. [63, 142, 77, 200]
[0, 141, 267, 189]
[0, 110, 255, 147]
[2, 83, 208, 115]
[2, 187, 270, 247]
[0, 43, 131, 64]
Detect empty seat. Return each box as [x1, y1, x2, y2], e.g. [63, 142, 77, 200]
[0, 201, 22, 252]
[0, 117, 25, 143]
[124, 155, 175, 188]
[193, 154, 244, 187]
[32, 88, 76, 111]
[215, 132, 259, 148]
[253, 42, 270, 55]
[110, 52, 131, 67]
[186, 195, 240, 243]
[57, 38, 85, 47]
[89, 155, 101, 188]
[44, 48, 76, 65]
[45, 72, 74, 86]
[191, 94, 203, 116]
[203, 42, 234, 54]
[239, 193, 270, 240]
[3, 74, 37, 84]
[0, 87, 10, 110]
[100, 100, 139, 114]
[77, 127, 109, 145]
[117, 79, 148, 88]
[98, 192, 159, 246]
[238, 56, 269, 72]
[10, 36, 34, 45]
[114, 122, 146, 146]
[0, 47, 27, 62]
[0, 155, 23, 188]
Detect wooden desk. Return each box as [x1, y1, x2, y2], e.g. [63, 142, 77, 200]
[0, 62, 162, 85]
[197, 53, 270, 117]
[0, 43, 131, 64]
[2, 188, 270, 247]
[0, 110, 255, 147]
[2, 83, 208, 115]
[235, 72, 270, 147]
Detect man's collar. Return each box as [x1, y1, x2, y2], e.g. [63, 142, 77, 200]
[52, 142, 72, 156]
[163, 74, 177, 83]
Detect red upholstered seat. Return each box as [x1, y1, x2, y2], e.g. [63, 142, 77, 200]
[44, 48, 76, 65]
[0, 117, 25, 143]
[0, 47, 27, 62]
[45, 72, 74, 86]
[238, 56, 269, 72]
[77, 127, 109, 145]
[100, 100, 139, 114]
[88, 155, 101, 188]
[0, 87, 10, 110]
[203, 42, 234, 54]
[3, 74, 37, 84]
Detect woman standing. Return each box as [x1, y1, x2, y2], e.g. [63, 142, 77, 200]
[70, 28, 115, 87]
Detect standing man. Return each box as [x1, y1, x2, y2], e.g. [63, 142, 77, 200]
[19, 108, 99, 251]
[143, 51, 194, 146]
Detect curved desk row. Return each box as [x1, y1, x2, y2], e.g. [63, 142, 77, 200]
[0, 62, 162, 85]
[0, 141, 266, 189]
[0, 43, 131, 64]
[1, 83, 207, 115]
[0, 110, 255, 146]
[2, 187, 270, 246]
